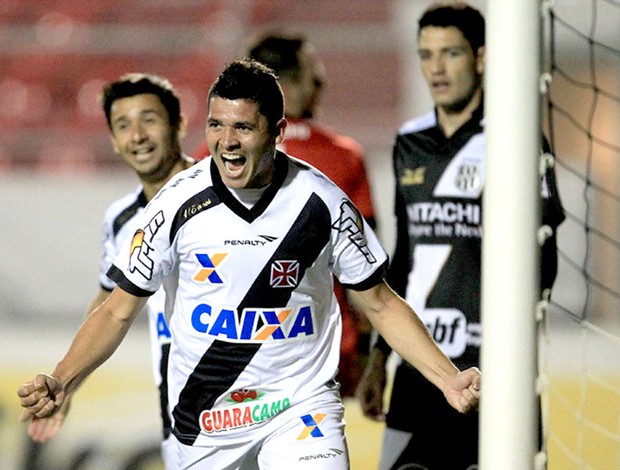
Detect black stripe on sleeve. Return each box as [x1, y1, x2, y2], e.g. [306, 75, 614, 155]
[106, 265, 155, 297]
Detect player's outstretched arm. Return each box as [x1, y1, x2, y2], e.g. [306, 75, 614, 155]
[349, 281, 481, 414]
[17, 287, 147, 421]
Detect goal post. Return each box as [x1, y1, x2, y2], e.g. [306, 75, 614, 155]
[480, 0, 543, 468]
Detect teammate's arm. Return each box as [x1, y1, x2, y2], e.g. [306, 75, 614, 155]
[18, 287, 147, 420]
[349, 280, 480, 414]
[85, 288, 113, 318]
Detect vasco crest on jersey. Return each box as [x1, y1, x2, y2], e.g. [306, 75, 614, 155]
[270, 260, 300, 288]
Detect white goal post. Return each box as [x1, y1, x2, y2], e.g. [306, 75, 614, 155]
[480, 0, 543, 469]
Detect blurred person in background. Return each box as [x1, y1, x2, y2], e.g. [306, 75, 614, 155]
[23, 73, 195, 467]
[194, 31, 377, 398]
[357, 2, 565, 469]
[19, 58, 480, 470]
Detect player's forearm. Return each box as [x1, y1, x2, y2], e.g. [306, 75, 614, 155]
[360, 283, 459, 392]
[52, 305, 131, 394]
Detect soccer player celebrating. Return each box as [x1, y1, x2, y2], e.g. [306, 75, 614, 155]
[18, 59, 480, 470]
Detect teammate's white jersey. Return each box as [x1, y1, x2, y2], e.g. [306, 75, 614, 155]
[108, 152, 388, 447]
[99, 185, 172, 438]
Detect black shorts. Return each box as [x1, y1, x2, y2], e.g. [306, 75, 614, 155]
[384, 363, 479, 470]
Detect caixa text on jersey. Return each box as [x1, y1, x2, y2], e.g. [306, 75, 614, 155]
[191, 303, 316, 342]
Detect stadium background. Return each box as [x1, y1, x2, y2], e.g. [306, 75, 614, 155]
[1, 1, 618, 469]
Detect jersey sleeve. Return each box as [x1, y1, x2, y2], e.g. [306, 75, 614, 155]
[329, 196, 388, 291]
[107, 202, 176, 297]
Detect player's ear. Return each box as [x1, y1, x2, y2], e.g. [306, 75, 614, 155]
[274, 118, 287, 145]
[177, 113, 188, 140]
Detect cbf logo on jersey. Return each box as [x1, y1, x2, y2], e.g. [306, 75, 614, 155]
[332, 200, 377, 264]
[128, 211, 165, 281]
[420, 309, 472, 358]
[191, 303, 315, 342]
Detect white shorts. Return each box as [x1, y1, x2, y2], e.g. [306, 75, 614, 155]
[167, 391, 350, 469]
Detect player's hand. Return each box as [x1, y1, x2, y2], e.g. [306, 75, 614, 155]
[17, 373, 65, 422]
[443, 367, 481, 414]
[356, 348, 388, 421]
[27, 394, 72, 443]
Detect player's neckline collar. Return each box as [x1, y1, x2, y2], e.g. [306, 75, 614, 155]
[210, 151, 289, 223]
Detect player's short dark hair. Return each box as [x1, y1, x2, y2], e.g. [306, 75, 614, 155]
[245, 32, 306, 82]
[101, 73, 181, 130]
[208, 58, 285, 130]
[418, 2, 485, 53]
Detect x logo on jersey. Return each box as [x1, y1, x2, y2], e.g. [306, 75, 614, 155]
[253, 309, 292, 341]
[194, 253, 227, 284]
[297, 413, 327, 440]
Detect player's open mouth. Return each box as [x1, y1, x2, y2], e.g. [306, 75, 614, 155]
[132, 147, 156, 160]
[222, 153, 246, 176]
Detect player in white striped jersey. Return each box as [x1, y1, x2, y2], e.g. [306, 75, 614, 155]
[22, 73, 194, 467]
[19, 59, 481, 470]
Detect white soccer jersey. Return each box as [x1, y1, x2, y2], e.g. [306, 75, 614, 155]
[108, 151, 388, 447]
[99, 185, 172, 438]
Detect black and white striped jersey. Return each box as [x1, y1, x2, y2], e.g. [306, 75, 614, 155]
[388, 106, 564, 371]
[108, 151, 388, 446]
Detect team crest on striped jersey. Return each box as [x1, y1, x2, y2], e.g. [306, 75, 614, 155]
[455, 164, 482, 192]
[270, 260, 300, 288]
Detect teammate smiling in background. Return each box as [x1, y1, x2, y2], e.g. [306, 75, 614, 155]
[357, 3, 564, 469]
[22, 73, 194, 467]
[18, 59, 480, 470]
